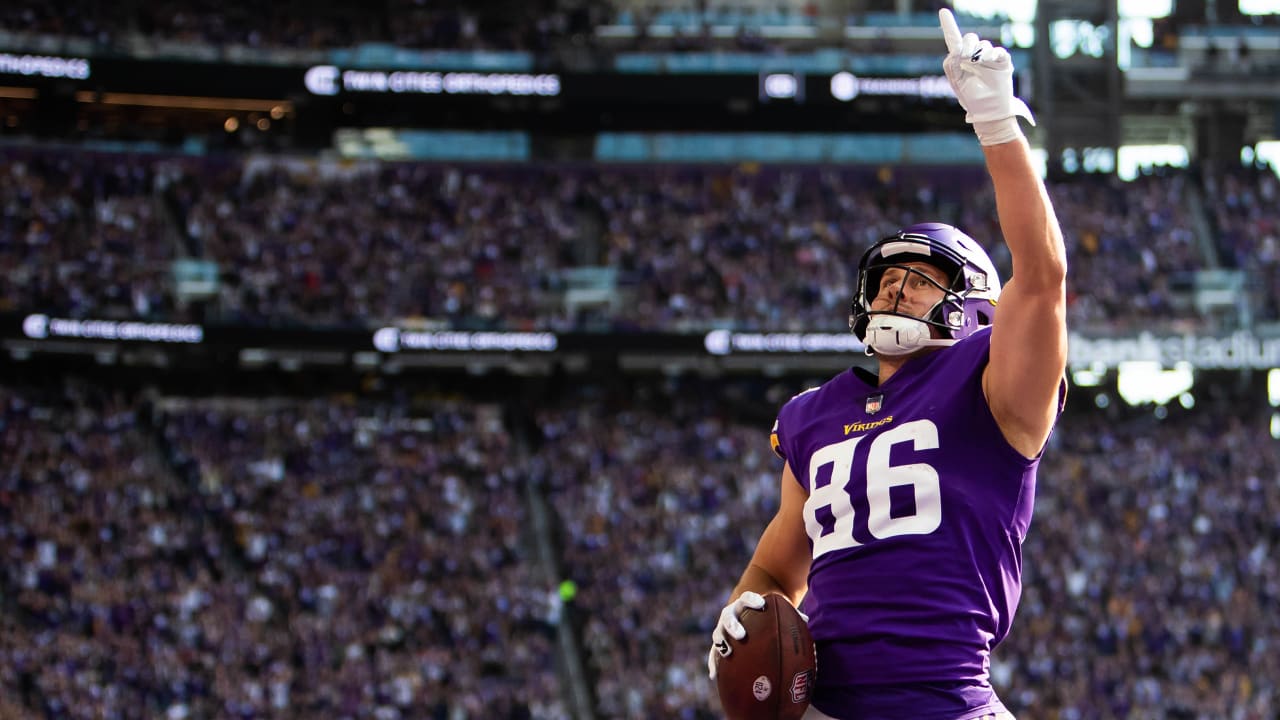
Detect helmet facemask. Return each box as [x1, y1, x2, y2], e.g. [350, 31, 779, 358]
[849, 227, 1001, 356]
[851, 260, 966, 356]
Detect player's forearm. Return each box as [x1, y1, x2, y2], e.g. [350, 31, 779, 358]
[982, 139, 1068, 292]
[731, 563, 804, 608]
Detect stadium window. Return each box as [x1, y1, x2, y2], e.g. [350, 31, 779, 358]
[1119, 0, 1173, 18]
[1240, 0, 1280, 14]
[1117, 145, 1189, 181]
[953, 0, 1035, 22]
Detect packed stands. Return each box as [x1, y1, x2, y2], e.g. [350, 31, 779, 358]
[0, 383, 563, 718]
[4, 3, 1280, 720]
[3, 375, 1276, 718]
[0, 0, 603, 52]
[530, 384, 1280, 718]
[2, 148, 1225, 333]
[1201, 164, 1280, 324]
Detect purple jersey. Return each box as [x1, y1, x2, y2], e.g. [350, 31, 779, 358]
[770, 329, 1055, 720]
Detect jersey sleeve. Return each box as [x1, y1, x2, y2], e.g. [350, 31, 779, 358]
[769, 417, 785, 460]
[770, 386, 820, 464]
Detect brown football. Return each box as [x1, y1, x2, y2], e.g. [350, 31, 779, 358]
[714, 593, 816, 720]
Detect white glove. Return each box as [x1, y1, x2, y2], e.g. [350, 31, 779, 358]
[939, 8, 1035, 146]
[707, 591, 765, 679]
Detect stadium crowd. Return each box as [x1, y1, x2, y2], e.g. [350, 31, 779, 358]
[999, 399, 1280, 719]
[0, 150, 183, 321]
[530, 384, 1280, 719]
[1, 149, 1232, 333]
[1201, 163, 1280, 324]
[0, 384, 563, 719]
[5, 374, 1276, 719]
[0, 0, 608, 53]
[0, 0, 825, 53]
[3, 3, 1279, 720]
[528, 384, 779, 719]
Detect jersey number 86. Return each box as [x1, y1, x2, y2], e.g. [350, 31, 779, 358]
[805, 419, 942, 558]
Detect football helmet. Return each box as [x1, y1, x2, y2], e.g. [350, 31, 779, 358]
[849, 222, 1001, 355]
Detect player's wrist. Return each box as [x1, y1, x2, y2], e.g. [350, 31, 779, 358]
[972, 117, 1024, 146]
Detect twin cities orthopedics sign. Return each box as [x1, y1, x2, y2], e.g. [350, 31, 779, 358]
[22, 314, 203, 344]
[304, 65, 560, 97]
[14, 314, 1280, 371]
[704, 330, 866, 355]
[0, 52, 90, 80]
[372, 328, 558, 353]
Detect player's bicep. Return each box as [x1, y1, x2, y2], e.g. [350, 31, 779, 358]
[747, 462, 811, 603]
[985, 277, 1067, 456]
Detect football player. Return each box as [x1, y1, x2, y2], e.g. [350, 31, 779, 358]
[708, 10, 1067, 720]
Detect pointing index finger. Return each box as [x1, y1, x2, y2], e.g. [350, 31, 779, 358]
[939, 8, 963, 55]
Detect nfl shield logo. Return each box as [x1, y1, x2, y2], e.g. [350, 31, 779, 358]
[865, 394, 884, 415]
[791, 670, 813, 703]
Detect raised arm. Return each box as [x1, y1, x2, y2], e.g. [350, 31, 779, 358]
[982, 140, 1067, 457]
[940, 9, 1067, 457]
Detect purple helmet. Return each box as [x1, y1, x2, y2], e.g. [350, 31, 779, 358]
[849, 222, 1001, 342]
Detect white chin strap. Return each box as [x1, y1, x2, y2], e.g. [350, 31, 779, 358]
[864, 314, 956, 356]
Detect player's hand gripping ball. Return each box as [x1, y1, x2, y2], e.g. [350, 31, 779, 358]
[710, 592, 816, 720]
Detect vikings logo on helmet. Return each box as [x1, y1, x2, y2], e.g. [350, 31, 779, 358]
[848, 222, 1001, 354]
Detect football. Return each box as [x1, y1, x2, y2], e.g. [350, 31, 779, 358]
[714, 593, 816, 720]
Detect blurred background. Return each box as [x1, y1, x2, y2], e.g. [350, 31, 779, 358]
[1, 0, 1279, 718]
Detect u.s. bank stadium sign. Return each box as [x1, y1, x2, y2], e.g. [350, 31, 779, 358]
[304, 65, 560, 97]
[702, 329, 1280, 370]
[701, 329, 1280, 370]
[1068, 331, 1280, 370]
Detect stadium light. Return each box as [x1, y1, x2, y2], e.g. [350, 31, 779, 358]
[1071, 363, 1107, 387]
[1268, 368, 1280, 406]
[1253, 142, 1280, 177]
[761, 73, 799, 100]
[1116, 361, 1193, 406]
